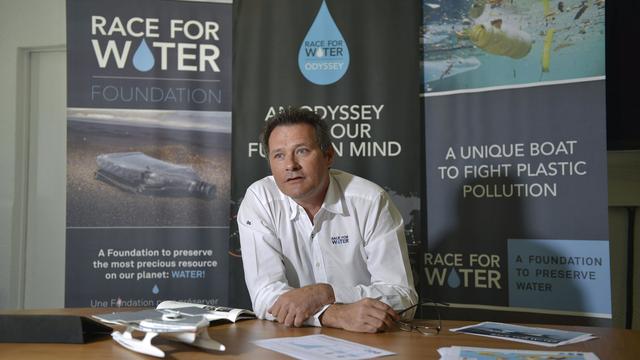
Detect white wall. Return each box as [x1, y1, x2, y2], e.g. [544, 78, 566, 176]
[0, 0, 65, 308]
[0, 0, 66, 308]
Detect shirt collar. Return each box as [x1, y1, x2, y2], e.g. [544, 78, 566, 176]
[287, 195, 300, 221]
[285, 170, 349, 221]
[322, 172, 348, 216]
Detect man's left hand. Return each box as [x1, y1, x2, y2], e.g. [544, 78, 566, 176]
[269, 283, 335, 327]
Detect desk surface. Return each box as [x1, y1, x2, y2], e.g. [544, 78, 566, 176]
[1, 308, 638, 359]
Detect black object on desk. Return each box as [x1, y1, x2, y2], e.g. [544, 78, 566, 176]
[0, 315, 112, 343]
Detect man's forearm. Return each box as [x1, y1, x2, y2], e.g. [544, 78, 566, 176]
[319, 298, 399, 333]
[269, 283, 336, 327]
[331, 283, 417, 314]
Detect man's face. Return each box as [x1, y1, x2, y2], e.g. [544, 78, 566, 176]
[267, 123, 334, 205]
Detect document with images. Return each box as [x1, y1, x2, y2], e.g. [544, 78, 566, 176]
[438, 346, 600, 360]
[449, 322, 595, 347]
[93, 301, 255, 327]
[254, 334, 395, 360]
[156, 300, 256, 323]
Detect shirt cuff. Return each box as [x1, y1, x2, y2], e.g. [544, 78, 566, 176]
[304, 303, 332, 327]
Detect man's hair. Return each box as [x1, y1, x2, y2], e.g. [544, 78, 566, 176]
[260, 107, 332, 155]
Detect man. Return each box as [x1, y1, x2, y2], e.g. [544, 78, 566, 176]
[238, 108, 417, 333]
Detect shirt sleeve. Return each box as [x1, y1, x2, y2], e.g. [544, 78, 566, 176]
[237, 188, 292, 321]
[330, 190, 418, 319]
[238, 188, 335, 327]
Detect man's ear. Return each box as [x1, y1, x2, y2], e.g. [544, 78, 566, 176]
[325, 145, 335, 168]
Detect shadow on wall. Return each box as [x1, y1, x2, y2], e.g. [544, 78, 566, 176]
[418, 176, 605, 326]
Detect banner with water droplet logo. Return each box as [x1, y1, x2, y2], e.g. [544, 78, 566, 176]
[65, 0, 233, 309]
[230, 0, 421, 309]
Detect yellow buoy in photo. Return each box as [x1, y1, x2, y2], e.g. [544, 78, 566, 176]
[542, 28, 555, 72]
[468, 21, 533, 59]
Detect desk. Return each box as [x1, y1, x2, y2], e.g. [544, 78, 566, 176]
[1, 308, 638, 359]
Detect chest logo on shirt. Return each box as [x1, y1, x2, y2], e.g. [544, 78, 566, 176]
[330, 234, 349, 245]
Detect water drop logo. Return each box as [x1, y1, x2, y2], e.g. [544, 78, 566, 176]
[298, 0, 350, 85]
[133, 38, 155, 72]
[152, 284, 160, 294]
[447, 268, 461, 288]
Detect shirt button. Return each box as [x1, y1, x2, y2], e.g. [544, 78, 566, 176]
[310, 233, 315, 238]
[315, 262, 320, 268]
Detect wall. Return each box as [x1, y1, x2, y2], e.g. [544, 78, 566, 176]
[0, 0, 66, 309]
[608, 151, 640, 328]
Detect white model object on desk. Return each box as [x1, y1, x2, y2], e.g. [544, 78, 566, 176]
[94, 309, 225, 358]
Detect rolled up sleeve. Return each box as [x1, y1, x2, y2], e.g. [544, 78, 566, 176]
[237, 189, 292, 320]
[333, 191, 418, 318]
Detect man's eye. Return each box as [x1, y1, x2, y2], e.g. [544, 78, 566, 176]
[296, 148, 309, 155]
[272, 153, 284, 160]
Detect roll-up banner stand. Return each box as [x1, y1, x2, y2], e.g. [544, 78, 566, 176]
[421, 0, 610, 324]
[66, 0, 233, 308]
[230, 0, 422, 309]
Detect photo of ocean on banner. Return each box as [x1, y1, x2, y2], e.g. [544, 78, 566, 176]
[67, 108, 231, 227]
[421, 0, 605, 93]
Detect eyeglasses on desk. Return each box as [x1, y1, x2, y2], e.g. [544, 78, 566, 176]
[396, 300, 449, 336]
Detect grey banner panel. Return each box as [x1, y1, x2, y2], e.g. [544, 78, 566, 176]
[423, 80, 609, 317]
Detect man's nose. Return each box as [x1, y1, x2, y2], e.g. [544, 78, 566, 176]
[285, 155, 301, 171]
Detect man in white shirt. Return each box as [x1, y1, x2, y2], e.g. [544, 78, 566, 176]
[238, 108, 417, 333]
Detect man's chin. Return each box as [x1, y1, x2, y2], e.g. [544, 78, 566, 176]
[282, 188, 308, 200]
[280, 184, 312, 201]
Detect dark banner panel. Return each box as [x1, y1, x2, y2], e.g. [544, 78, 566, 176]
[424, 82, 610, 319]
[66, 0, 232, 307]
[231, 0, 421, 307]
[421, 1, 610, 322]
[67, 0, 231, 111]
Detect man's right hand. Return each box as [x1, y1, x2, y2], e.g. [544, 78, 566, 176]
[320, 298, 399, 333]
[268, 283, 335, 327]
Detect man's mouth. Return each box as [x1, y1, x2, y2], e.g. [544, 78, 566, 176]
[286, 176, 304, 182]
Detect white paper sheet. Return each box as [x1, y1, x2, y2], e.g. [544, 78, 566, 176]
[253, 334, 395, 360]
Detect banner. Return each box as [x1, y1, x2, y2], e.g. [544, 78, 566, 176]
[422, 0, 610, 322]
[231, 0, 421, 307]
[66, 0, 232, 307]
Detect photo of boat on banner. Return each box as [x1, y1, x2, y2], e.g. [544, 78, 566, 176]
[421, 0, 605, 93]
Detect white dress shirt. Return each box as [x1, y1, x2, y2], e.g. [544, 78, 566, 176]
[238, 169, 418, 326]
